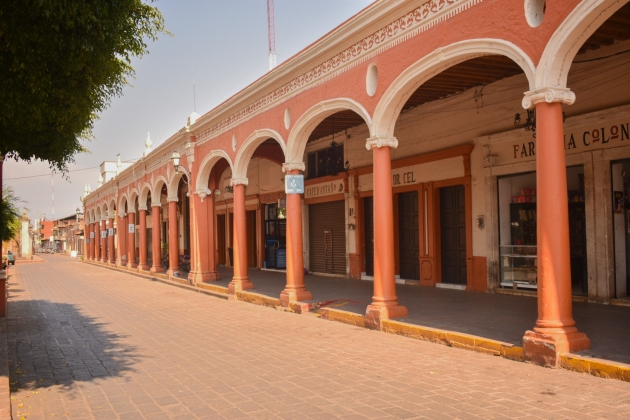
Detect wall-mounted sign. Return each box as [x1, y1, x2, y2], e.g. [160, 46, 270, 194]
[86, 238, 90, 244]
[108, 228, 114, 236]
[305, 179, 345, 199]
[101, 231, 107, 238]
[90, 232, 94, 239]
[128, 224, 135, 233]
[285, 174, 304, 194]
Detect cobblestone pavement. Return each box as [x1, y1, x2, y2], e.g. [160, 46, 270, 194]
[7, 256, 630, 419]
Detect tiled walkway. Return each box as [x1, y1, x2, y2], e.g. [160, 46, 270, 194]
[210, 266, 630, 365]
[7, 256, 630, 419]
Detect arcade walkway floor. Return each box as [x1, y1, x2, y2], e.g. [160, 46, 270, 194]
[211, 266, 630, 366]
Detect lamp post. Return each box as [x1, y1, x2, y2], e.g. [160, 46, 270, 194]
[171, 151, 181, 174]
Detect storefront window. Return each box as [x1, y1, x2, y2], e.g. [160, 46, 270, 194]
[498, 166, 587, 294]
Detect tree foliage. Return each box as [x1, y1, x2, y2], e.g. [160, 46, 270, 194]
[0, 0, 167, 172]
[1, 185, 24, 243]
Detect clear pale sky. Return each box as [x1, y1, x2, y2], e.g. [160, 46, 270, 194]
[4, 0, 373, 221]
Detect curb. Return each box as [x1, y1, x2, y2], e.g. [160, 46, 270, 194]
[559, 353, 630, 381]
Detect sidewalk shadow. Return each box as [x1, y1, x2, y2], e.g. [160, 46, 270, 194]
[6, 299, 142, 391]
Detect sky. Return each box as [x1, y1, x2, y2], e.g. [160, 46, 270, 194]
[4, 0, 374, 221]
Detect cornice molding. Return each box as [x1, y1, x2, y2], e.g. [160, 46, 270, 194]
[522, 87, 576, 109]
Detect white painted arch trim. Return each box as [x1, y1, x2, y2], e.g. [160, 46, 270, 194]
[536, 0, 629, 89]
[233, 129, 287, 179]
[371, 38, 536, 138]
[152, 175, 169, 203]
[127, 188, 140, 213]
[167, 166, 191, 199]
[195, 150, 234, 195]
[138, 182, 153, 206]
[118, 192, 129, 214]
[108, 199, 117, 218]
[286, 98, 372, 164]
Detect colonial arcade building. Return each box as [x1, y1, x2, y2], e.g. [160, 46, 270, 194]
[83, 0, 630, 366]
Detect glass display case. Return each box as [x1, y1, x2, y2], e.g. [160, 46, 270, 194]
[500, 245, 537, 290]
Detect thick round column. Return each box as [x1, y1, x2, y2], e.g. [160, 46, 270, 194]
[94, 221, 101, 262]
[138, 209, 149, 271]
[280, 167, 312, 305]
[365, 138, 407, 329]
[167, 200, 180, 277]
[126, 212, 137, 269]
[100, 220, 107, 263]
[228, 182, 254, 293]
[116, 214, 127, 266]
[150, 205, 165, 273]
[87, 223, 93, 260]
[188, 192, 218, 283]
[206, 193, 219, 278]
[522, 90, 590, 366]
[107, 218, 115, 264]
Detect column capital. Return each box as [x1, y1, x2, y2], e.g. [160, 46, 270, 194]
[151, 201, 162, 208]
[137, 205, 148, 212]
[127, 210, 136, 215]
[282, 162, 305, 173]
[230, 177, 249, 187]
[107, 215, 114, 220]
[366, 136, 398, 150]
[522, 87, 576, 110]
[119, 211, 127, 218]
[167, 196, 179, 203]
[194, 188, 212, 202]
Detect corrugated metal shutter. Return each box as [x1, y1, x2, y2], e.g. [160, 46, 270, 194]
[309, 200, 346, 275]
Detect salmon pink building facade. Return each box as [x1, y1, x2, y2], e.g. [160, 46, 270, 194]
[83, 0, 630, 367]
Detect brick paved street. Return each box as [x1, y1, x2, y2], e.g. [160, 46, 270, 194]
[6, 256, 630, 419]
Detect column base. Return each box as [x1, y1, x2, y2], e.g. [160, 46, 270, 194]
[523, 329, 591, 367]
[365, 303, 408, 330]
[137, 264, 151, 272]
[228, 277, 254, 294]
[150, 266, 166, 274]
[188, 271, 220, 285]
[280, 288, 313, 306]
[127, 262, 138, 270]
[167, 269, 183, 280]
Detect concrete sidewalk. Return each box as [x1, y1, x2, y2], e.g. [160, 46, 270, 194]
[209, 266, 630, 367]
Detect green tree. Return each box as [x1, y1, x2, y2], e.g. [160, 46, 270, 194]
[1, 185, 23, 243]
[0, 0, 168, 172]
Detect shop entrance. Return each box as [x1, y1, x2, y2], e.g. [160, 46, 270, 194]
[246, 210, 257, 268]
[264, 203, 286, 269]
[497, 166, 587, 294]
[399, 192, 419, 280]
[309, 200, 346, 275]
[364, 197, 374, 277]
[611, 161, 630, 299]
[217, 214, 226, 265]
[440, 185, 467, 285]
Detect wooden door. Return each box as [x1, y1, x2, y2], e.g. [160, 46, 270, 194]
[440, 185, 467, 284]
[246, 210, 257, 268]
[217, 215, 226, 265]
[364, 197, 374, 277]
[309, 201, 346, 275]
[399, 191, 419, 280]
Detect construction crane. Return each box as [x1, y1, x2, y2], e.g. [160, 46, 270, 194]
[268, 0, 276, 70]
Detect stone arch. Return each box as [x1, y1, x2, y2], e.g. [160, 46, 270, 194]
[128, 189, 140, 212]
[195, 150, 234, 196]
[118, 193, 129, 215]
[167, 166, 191, 201]
[95, 206, 102, 223]
[536, 0, 630, 89]
[286, 98, 372, 164]
[371, 38, 536, 138]
[232, 129, 287, 179]
[109, 199, 117, 218]
[139, 182, 152, 209]
[100, 202, 109, 220]
[152, 175, 169, 206]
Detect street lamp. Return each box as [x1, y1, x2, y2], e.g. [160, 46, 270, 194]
[171, 151, 181, 173]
